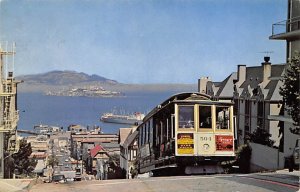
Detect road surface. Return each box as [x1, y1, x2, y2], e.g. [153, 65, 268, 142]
[29, 173, 299, 192]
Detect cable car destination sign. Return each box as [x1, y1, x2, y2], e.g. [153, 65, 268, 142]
[177, 133, 194, 154]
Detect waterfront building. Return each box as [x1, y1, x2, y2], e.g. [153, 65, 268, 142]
[68, 124, 88, 134]
[0, 43, 21, 178]
[34, 124, 62, 135]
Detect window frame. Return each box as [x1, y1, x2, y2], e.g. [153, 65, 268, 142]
[177, 105, 195, 131]
[198, 105, 213, 131]
[215, 105, 232, 132]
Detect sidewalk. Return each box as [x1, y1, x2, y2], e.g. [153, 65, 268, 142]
[252, 169, 300, 187]
[0, 179, 36, 192]
[276, 168, 300, 177]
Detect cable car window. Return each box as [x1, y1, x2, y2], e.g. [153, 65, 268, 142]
[178, 106, 194, 128]
[216, 106, 230, 130]
[199, 106, 212, 129]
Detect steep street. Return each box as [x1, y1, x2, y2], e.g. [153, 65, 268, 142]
[30, 171, 299, 192]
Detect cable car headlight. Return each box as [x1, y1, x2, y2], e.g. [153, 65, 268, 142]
[203, 144, 210, 151]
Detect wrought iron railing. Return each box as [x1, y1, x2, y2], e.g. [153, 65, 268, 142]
[0, 110, 19, 132]
[271, 16, 300, 36]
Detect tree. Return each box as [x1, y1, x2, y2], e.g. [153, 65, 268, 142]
[279, 52, 300, 135]
[47, 155, 59, 168]
[11, 139, 37, 177]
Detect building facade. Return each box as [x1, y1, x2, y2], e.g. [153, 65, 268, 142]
[198, 0, 300, 165]
[0, 43, 21, 178]
[270, 0, 300, 60]
[269, 0, 300, 160]
[199, 57, 285, 148]
[119, 127, 138, 179]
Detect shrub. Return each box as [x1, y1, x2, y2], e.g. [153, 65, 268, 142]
[250, 128, 275, 147]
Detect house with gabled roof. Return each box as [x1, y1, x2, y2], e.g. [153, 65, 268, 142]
[87, 144, 109, 179]
[119, 127, 138, 179]
[199, 57, 285, 148]
[199, 57, 288, 171]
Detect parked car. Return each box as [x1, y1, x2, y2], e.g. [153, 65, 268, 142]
[52, 174, 66, 183]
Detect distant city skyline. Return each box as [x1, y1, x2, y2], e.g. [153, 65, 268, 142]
[0, 0, 286, 84]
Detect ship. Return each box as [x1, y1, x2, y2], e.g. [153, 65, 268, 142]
[100, 112, 145, 125]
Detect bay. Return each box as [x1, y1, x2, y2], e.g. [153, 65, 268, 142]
[18, 91, 177, 134]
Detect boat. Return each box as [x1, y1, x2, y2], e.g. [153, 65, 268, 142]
[100, 112, 145, 125]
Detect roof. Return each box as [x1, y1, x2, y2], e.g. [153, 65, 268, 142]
[90, 145, 104, 158]
[30, 152, 47, 159]
[213, 63, 285, 101]
[123, 130, 139, 149]
[144, 92, 212, 121]
[119, 128, 133, 146]
[99, 142, 120, 149]
[216, 73, 237, 97]
[79, 138, 118, 143]
[72, 133, 119, 143]
[72, 133, 118, 138]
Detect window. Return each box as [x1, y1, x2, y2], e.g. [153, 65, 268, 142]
[147, 121, 152, 143]
[257, 101, 264, 129]
[216, 106, 230, 130]
[145, 124, 148, 144]
[199, 106, 212, 129]
[178, 106, 194, 128]
[139, 126, 143, 146]
[245, 100, 251, 133]
[149, 119, 153, 144]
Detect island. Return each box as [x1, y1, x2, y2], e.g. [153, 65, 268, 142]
[45, 86, 124, 97]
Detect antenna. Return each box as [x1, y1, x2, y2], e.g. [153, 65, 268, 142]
[259, 51, 273, 63]
[259, 51, 274, 56]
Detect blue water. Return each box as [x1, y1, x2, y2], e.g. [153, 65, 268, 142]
[18, 91, 177, 134]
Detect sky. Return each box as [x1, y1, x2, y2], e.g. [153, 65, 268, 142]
[0, 0, 287, 84]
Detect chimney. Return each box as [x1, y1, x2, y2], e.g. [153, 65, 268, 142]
[237, 65, 246, 83]
[198, 77, 210, 94]
[262, 56, 271, 82]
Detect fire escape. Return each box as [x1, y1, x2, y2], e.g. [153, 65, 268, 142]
[0, 43, 20, 153]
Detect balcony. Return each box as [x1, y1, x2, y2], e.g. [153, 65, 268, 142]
[270, 16, 300, 40]
[0, 111, 19, 132]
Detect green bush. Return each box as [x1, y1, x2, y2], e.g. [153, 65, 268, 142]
[250, 128, 275, 147]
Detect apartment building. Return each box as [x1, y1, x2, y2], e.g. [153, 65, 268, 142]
[269, 0, 300, 159]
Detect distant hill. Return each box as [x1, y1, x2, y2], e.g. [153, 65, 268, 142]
[16, 70, 197, 93]
[17, 70, 118, 85]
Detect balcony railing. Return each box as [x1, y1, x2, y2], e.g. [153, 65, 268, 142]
[271, 16, 300, 36]
[0, 110, 19, 132]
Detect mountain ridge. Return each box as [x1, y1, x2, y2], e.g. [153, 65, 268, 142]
[16, 70, 197, 93]
[16, 70, 118, 85]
